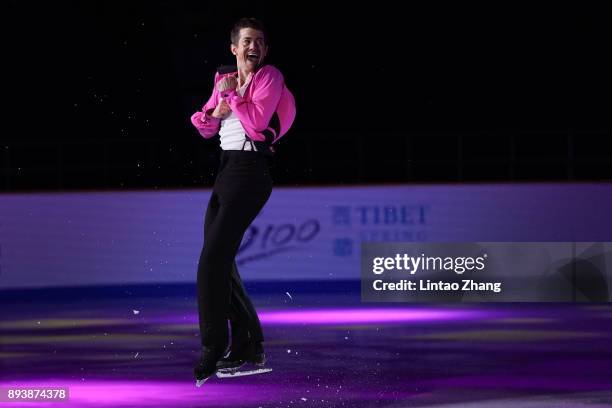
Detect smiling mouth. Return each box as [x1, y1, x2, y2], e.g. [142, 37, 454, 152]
[246, 54, 260, 62]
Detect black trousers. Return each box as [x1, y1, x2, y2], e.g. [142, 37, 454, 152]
[196, 150, 272, 349]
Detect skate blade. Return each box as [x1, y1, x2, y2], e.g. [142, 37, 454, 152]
[216, 368, 272, 378]
[195, 376, 212, 387]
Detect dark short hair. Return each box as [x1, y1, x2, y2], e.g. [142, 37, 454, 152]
[231, 18, 268, 45]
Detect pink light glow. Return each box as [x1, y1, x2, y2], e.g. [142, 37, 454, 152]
[0, 380, 277, 407]
[259, 308, 487, 325]
[0, 378, 421, 407]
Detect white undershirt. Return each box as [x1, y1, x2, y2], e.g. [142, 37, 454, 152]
[219, 81, 257, 151]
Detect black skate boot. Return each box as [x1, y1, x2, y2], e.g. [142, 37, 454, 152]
[216, 341, 266, 371]
[194, 346, 225, 387]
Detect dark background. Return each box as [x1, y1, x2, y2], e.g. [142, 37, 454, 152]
[3, 1, 611, 191]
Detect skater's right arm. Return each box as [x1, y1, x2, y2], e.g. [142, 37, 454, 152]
[190, 72, 223, 139]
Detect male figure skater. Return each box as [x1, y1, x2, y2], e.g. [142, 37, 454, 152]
[190, 17, 296, 385]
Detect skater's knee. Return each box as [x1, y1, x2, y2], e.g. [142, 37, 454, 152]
[199, 246, 234, 271]
[200, 245, 223, 262]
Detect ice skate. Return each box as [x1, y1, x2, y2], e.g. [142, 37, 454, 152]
[216, 341, 270, 377]
[217, 341, 265, 369]
[216, 367, 273, 378]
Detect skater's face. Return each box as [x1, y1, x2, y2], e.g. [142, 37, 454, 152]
[231, 28, 268, 73]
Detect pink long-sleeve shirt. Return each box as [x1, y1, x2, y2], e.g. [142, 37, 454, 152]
[190, 65, 296, 145]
